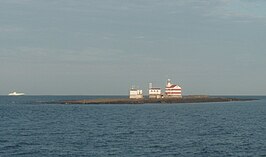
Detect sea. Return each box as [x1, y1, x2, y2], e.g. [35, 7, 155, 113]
[0, 96, 266, 157]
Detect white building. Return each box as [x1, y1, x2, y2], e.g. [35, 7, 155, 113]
[165, 79, 182, 98]
[148, 83, 162, 99]
[129, 88, 143, 99]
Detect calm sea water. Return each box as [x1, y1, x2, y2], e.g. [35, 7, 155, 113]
[0, 96, 266, 156]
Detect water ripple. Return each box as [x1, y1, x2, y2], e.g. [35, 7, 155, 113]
[0, 96, 266, 156]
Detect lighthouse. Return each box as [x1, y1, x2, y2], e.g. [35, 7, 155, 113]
[165, 79, 182, 98]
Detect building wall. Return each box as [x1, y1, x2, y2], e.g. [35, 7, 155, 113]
[149, 89, 161, 95]
[148, 88, 162, 98]
[129, 89, 143, 99]
[149, 94, 162, 99]
[165, 88, 182, 98]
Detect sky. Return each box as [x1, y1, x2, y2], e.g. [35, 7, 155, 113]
[1, 0, 266, 95]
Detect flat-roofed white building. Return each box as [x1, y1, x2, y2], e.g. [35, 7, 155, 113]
[129, 88, 143, 99]
[148, 83, 162, 99]
[165, 79, 182, 98]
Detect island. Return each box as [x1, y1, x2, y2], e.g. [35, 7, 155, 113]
[61, 96, 256, 104]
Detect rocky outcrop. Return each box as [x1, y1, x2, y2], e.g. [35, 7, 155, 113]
[62, 96, 256, 104]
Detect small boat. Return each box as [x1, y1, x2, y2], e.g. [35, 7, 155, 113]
[8, 92, 25, 96]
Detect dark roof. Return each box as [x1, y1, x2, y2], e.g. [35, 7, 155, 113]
[166, 85, 177, 88]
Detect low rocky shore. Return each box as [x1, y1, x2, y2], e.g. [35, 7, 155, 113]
[62, 96, 256, 104]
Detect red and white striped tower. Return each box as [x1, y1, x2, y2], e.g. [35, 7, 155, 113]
[165, 79, 182, 98]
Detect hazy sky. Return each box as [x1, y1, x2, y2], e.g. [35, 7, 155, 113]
[1, 0, 266, 95]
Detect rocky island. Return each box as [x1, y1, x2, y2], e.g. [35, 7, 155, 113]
[61, 96, 256, 105]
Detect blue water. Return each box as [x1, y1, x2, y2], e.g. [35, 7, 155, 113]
[0, 96, 266, 156]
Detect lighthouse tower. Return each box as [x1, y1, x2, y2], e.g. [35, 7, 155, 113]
[165, 79, 182, 98]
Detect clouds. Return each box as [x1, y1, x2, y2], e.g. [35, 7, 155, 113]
[0, 0, 266, 95]
[204, 0, 266, 22]
[0, 46, 126, 65]
[0, 26, 23, 33]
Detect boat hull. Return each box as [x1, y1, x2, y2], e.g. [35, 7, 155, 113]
[8, 92, 25, 96]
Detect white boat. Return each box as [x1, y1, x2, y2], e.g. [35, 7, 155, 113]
[8, 92, 25, 96]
